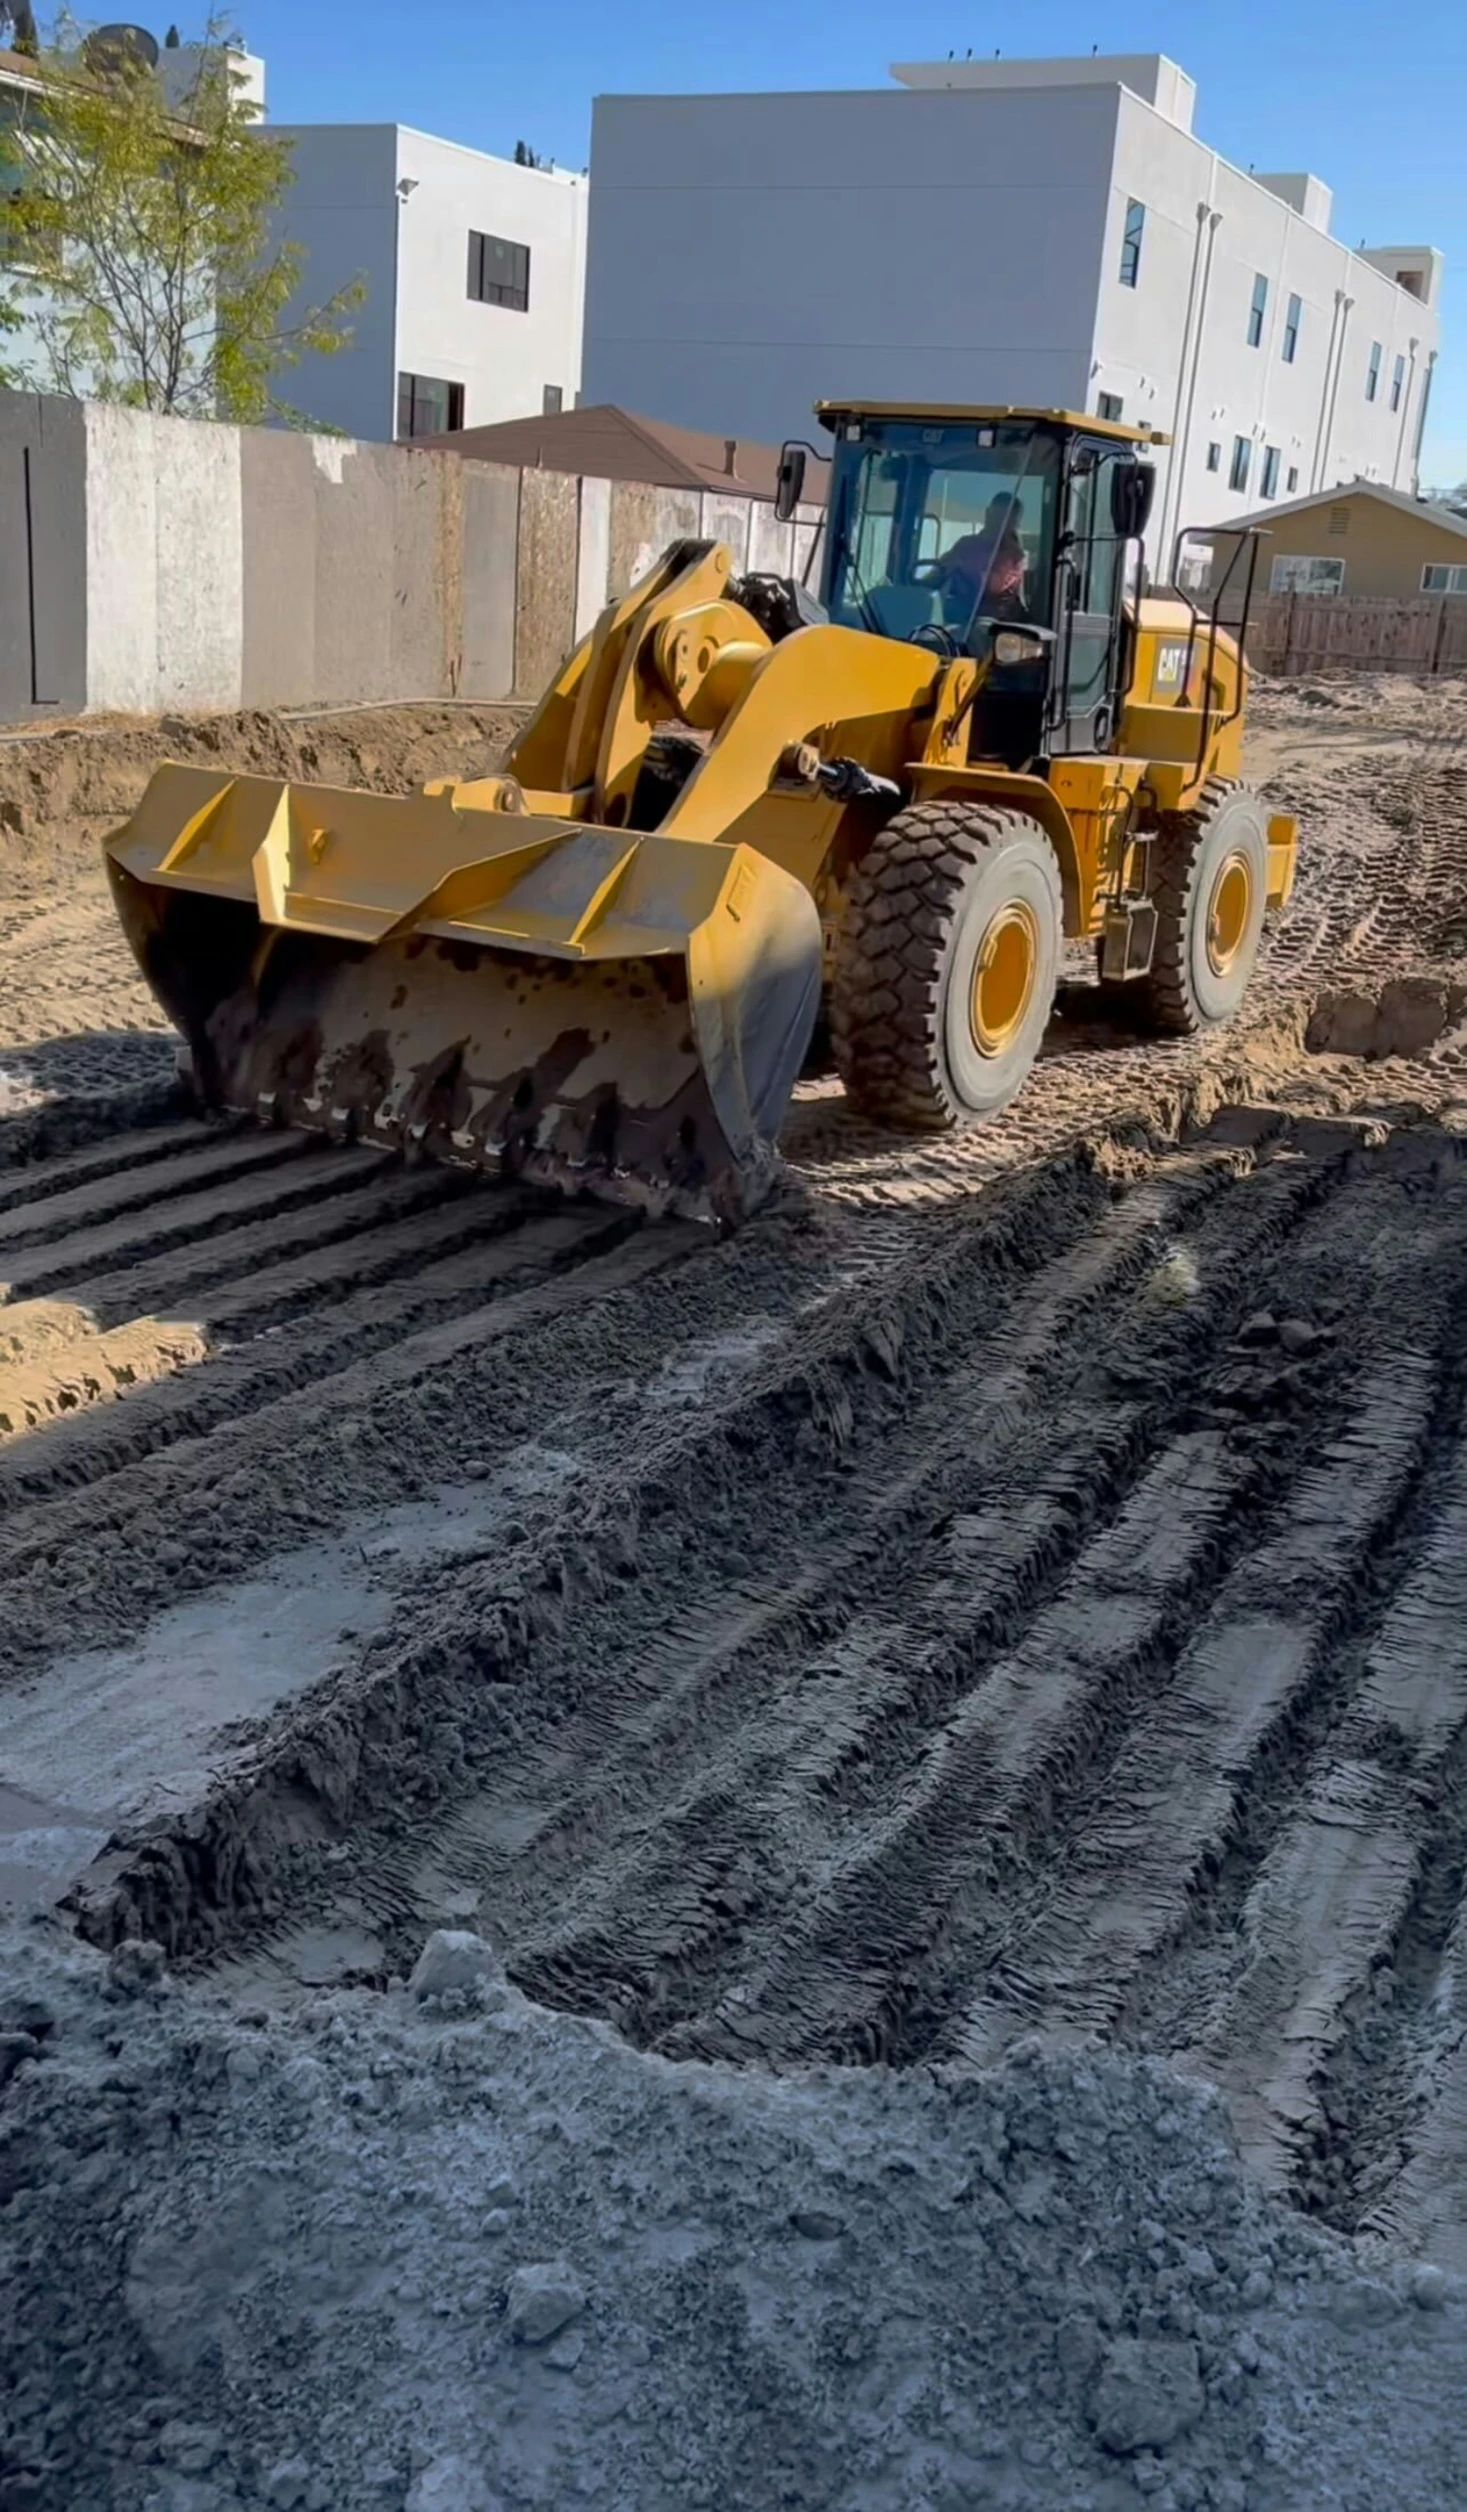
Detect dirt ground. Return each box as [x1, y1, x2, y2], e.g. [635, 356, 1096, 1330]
[5, 676, 1467, 2508]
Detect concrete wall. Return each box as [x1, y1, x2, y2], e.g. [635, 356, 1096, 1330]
[0, 392, 89, 723]
[0, 389, 792, 723]
[84, 406, 246, 714]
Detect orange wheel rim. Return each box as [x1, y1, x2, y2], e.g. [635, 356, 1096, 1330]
[1206, 852, 1253, 977]
[970, 901, 1039, 1054]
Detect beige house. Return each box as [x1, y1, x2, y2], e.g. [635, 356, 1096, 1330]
[1208, 479, 1467, 600]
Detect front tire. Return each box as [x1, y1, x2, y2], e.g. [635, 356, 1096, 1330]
[1138, 780, 1269, 1036]
[831, 798, 1062, 1130]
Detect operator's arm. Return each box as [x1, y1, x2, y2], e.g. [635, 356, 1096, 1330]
[932, 532, 987, 592]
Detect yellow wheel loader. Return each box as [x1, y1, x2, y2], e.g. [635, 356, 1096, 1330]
[106, 404, 1296, 1223]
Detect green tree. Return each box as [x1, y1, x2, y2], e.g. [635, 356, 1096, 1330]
[0, 17, 362, 420]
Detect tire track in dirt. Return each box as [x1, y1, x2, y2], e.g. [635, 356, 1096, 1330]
[950, 1353, 1439, 2071]
[0, 1100, 926, 1699]
[1261, 1424, 1467, 2253]
[52, 1102, 1467, 2267]
[491, 1142, 1353, 2059]
[0, 1118, 720, 1688]
[398, 1159, 1248, 2037]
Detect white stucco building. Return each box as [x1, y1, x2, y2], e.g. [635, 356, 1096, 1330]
[583, 55, 1442, 564]
[271, 125, 588, 443]
[0, 35, 587, 443]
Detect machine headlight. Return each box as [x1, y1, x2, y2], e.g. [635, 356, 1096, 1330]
[993, 629, 1045, 667]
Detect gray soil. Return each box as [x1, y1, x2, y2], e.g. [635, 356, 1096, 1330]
[4, 678, 1467, 2507]
[5, 1923, 1467, 2512]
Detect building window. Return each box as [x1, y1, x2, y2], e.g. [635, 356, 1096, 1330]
[1286, 465, 1299, 492]
[1205, 441, 1221, 473]
[1282, 293, 1301, 363]
[1119, 198, 1144, 288]
[542, 385, 563, 415]
[1366, 341, 1381, 402]
[1260, 446, 1281, 500]
[1247, 273, 1269, 348]
[1271, 554, 1345, 594]
[1422, 564, 1467, 594]
[468, 230, 531, 312]
[1097, 391, 1124, 421]
[397, 373, 464, 439]
[1229, 436, 1252, 493]
[1390, 354, 1406, 413]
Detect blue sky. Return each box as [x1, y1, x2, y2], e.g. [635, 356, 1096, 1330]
[243, 0, 1466, 486]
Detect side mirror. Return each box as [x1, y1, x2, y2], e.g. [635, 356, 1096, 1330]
[1111, 457, 1157, 540]
[774, 442, 807, 524]
[989, 623, 1056, 668]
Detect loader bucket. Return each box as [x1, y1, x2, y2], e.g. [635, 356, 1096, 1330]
[105, 765, 823, 1224]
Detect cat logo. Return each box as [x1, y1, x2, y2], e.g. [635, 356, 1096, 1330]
[1153, 638, 1189, 695]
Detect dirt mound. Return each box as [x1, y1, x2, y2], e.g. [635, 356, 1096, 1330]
[4, 1923, 1467, 2512]
[0, 702, 528, 1119]
[0, 701, 526, 869]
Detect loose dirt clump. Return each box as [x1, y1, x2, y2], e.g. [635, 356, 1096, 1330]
[1306, 975, 1467, 1060]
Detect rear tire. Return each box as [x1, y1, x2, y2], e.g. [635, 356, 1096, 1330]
[831, 798, 1062, 1130]
[1138, 780, 1269, 1036]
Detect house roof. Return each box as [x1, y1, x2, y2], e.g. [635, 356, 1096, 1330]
[1219, 477, 1467, 543]
[417, 404, 830, 506]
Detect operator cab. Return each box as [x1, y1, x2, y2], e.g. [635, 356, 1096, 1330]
[775, 404, 1161, 771]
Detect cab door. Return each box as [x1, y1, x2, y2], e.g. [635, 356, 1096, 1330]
[1050, 445, 1125, 755]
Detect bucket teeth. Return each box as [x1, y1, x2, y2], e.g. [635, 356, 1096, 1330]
[105, 766, 824, 1227]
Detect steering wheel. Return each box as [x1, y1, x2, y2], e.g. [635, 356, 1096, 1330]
[908, 621, 964, 657]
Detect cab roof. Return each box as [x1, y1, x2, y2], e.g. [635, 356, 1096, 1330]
[815, 401, 1170, 449]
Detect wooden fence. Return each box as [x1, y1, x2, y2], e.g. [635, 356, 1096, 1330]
[1248, 592, 1467, 677]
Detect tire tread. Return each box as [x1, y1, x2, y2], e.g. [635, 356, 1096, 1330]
[832, 799, 1061, 1130]
[1139, 776, 1263, 1038]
